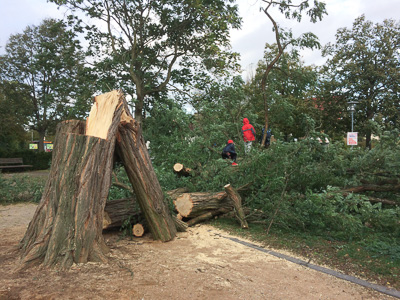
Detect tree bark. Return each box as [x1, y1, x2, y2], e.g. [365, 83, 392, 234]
[20, 91, 124, 269]
[103, 198, 141, 230]
[224, 184, 249, 229]
[173, 191, 233, 219]
[116, 99, 177, 242]
[186, 208, 231, 227]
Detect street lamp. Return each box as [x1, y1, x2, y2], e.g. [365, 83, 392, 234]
[347, 101, 359, 132]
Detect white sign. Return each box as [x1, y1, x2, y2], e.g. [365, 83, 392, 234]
[347, 132, 358, 146]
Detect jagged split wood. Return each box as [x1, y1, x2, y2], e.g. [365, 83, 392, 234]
[116, 98, 177, 242]
[20, 91, 124, 269]
[224, 184, 249, 229]
[173, 163, 192, 177]
[133, 223, 145, 237]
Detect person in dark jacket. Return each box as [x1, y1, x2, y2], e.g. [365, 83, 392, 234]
[241, 118, 256, 153]
[221, 139, 238, 166]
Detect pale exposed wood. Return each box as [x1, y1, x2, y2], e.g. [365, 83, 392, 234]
[86, 91, 123, 139]
[173, 163, 192, 177]
[224, 184, 249, 229]
[133, 223, 145, 237]
[174, 194, 194, 217]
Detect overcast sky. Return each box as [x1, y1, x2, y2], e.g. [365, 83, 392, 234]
[1, 0, 399, 78]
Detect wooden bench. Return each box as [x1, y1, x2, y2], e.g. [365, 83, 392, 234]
[0, 158, 33, 170]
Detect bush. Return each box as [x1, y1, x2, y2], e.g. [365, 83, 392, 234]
[0, 174, 45, 205]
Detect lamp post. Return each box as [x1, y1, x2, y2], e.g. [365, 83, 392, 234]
[347, 101, 359, 132]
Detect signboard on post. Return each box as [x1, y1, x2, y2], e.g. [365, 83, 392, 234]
[347, 132, 358, 146]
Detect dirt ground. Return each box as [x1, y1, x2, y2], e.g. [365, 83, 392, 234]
[0, 203, 396, 300]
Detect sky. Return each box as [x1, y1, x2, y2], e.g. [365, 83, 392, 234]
[1, 0, 399, 79]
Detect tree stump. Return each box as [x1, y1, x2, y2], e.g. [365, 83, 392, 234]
[19, 91, 124, 269]
[116, 99, 177, 242]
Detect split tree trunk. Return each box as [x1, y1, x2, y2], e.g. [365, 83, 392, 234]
[116, 99, 177, 242]
[20, 91, 124, 269]
[224, 184, 249, 229]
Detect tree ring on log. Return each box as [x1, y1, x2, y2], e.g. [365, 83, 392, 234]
[173, 194, 193, 218]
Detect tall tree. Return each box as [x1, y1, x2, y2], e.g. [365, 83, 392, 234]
[253, 45, 319, 140]
[51, 0, 242, 123]
[0, 19, 91, 151]
[258, 0, 327, 145]
[0, 81, 32, 153]
[322, 15, 400, 148]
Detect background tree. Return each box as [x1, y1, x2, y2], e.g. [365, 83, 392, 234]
[321, 15, 400, 148]
[51, 0, 242, 124]
[0, 19, 92, 151]
[0, 81, 32, 154]
[252, 44, 319, 140]
[258, 0, 327, 146]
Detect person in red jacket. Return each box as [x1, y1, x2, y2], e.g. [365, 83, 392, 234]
[242, 117, 256, 153]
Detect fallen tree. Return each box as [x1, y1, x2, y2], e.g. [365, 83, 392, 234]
[116, 99, 177, 241]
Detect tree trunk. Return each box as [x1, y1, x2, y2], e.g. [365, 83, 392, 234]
[224, 184, 249, 229]
[103, 198, 141, 230]
[173, 191, 233, 219]
[19, 91, 124, 269]
[186, 208, 231, 227]
[116, 99, 177, 242]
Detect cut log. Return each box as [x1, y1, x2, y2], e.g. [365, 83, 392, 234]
[20, 91, 124, 269]
[116, 99, 177, 242]
[224, 184, 249, 229]
[173, 163, 192, 177]
[186, 208, 230, 227]
[103, 198, 141, 229]
[166, 187, 189, 201]
[173, 191, 233, 219]
[133, 223, 145, 237]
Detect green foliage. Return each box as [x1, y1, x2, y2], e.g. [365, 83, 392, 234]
[321, 16, 400, 148]
[0, 174, 45, 205]
[51, 0, 242, 122]
[0, 18, 93, 151]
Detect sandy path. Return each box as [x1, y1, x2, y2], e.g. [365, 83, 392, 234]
[0, 203, 396, 300]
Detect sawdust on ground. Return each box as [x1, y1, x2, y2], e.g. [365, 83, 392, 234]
[0, 203, 396, 300]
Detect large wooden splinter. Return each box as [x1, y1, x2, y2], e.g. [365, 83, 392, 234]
[19, 91, 123, 269]
[116, 99, 177, 242]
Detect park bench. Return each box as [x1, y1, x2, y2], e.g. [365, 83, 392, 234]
[0, 158, 33, 170]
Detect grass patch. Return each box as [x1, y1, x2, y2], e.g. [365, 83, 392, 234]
[209, 217, 400, 291]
